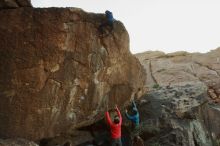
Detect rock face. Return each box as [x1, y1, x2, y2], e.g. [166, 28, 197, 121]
[0, 8, 145, 140]
[0, 0, 32, 9]
[137, 83, 214, 146]
[43, 82, 220, 146]
[135, 49, 220, 145]
[0, 138, 38, 146]
[136, 49, 220, 105]
[136, 49, 220, 88]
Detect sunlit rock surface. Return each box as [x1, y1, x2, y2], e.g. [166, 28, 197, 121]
[136, 49, 220, 145]
[136, 49, 220, 88]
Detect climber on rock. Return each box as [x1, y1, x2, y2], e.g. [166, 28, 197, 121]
[105, 104, 123, 146]
[125, 100, 140, 139]
[98, 10, 115, 36]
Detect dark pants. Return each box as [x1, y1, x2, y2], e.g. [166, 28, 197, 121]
[131, 124, 140, 138]
[111, 138, 122, 146]
[98, 21, 114, 35]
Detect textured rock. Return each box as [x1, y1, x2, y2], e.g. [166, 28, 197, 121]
[136, 49, 220, 105]
[0, 138, 38, 146]
[136, 49, 220, 88]
[39, 131, 92, 146]
[136, 49, 220, 144]
[16, 0, 32, 7]
[0, 8, 145, 140]
[50, 82, 219, 146]
[136, 82, 214, 146]
[0, 0, 32, 9]
[204, 105, 220, 145]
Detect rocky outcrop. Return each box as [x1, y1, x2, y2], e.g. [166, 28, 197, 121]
[136, 49, 220, 86]
[136, 82, 215, 146]
[136, 49, 220, 101]
[0, 8, 145, 140]
[0, 0, 32, 9]
[135, 49, 220, 145]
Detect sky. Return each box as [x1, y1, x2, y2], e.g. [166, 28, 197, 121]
[31, 0, 220, 54]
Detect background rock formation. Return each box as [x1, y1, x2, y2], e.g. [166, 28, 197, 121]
[136, 49, 220, 145]
[137, 83, 214, 146]
[136, 49, 220, 101]
[0, 8, 145, 140]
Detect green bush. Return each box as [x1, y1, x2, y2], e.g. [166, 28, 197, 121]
[153, 84, 160, 89]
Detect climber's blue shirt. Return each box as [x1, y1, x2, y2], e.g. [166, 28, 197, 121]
[125, 101, 140, 126]
[105, 11, 114, 23]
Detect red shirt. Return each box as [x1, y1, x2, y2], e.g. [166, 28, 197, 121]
[105, 107, 122, 139]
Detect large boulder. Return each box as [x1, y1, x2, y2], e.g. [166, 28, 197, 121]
[0, 8, 145, 140]
[137, 82, 214, 146]
[136, 49, 220, 145]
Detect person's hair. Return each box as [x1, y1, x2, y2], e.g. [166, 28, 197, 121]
[114, 116, 120, 124]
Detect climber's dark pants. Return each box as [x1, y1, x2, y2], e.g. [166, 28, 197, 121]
[111, 138, 122, 146]
[131, 124, 140, 138]
[98, 21, 113, 34]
